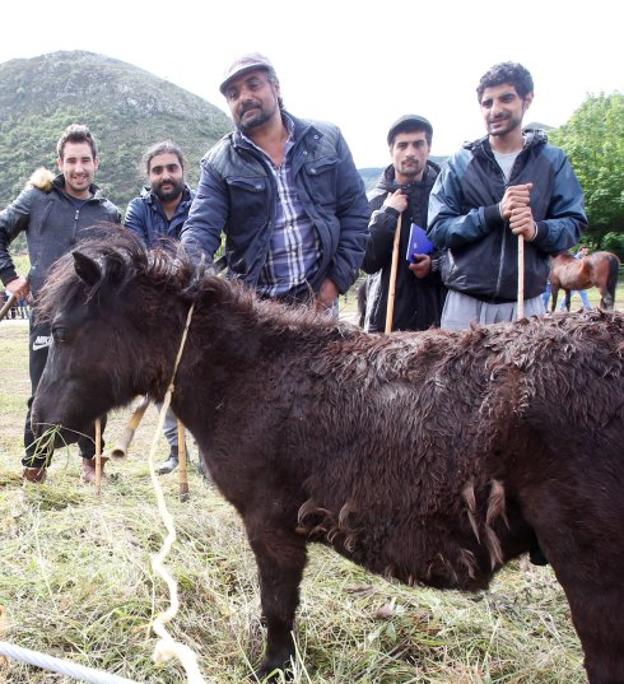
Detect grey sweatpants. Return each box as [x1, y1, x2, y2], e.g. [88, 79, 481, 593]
[441, 290, 546, 330]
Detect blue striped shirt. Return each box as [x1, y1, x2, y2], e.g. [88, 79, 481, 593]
[242, 117, 322, 298]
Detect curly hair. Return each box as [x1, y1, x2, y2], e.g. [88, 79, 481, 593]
[476, 62, 534, 101]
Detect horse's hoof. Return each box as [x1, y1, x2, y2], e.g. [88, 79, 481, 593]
[253, 655, 294, 682]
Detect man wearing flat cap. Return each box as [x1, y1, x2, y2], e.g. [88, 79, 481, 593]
[361, 115, 446, 331]
[181, 53, 369, 311]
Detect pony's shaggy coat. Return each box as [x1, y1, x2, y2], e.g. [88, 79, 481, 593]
[33, 227, 624, 682]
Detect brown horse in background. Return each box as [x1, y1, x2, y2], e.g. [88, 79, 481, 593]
[550, 250, 620, 311]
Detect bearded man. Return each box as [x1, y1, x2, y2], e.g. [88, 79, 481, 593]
[125, 140, 194, 475]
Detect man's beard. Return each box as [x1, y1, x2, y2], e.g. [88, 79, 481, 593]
[237, 108, 272, 134]
[399, 159, 422, 179]
[153, 179, 184, 202]
[488, 113, 522, 137]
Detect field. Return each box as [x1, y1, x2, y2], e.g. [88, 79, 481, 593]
[0, 318, 587, 683]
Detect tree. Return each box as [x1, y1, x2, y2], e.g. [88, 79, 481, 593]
[550, 93, 624, 243]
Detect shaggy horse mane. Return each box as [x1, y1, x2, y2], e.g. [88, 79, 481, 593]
[36, 225, 359, 342]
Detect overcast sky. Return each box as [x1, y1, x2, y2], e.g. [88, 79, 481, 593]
[1, 0, 621, 168]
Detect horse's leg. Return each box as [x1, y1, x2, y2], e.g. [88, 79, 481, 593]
[246, 521, 307, 678]
[559, 574, 624, 683]
[526, 489, 624, 683]
[600, 285, 614, 310]
[563, 290, 571, 311]
[550, 284, 559, 312]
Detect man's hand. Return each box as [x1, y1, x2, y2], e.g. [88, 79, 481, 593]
[6, 276, 30, 299]
[316, 278, 339, 311]
[408, 254, 432, 279]
[382, 189, 408, 214]
[499, 182, 533, 219]
[509, 205, 537, 240]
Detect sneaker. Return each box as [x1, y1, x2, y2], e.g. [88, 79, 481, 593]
[157, 452, 179, 475]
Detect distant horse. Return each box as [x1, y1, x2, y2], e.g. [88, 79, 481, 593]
[32, 227, 624, 683]
[550, 250, 620, 311]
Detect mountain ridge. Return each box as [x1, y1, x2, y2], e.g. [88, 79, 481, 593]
[0, 50, 232, 212]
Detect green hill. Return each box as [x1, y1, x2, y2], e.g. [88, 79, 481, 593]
[0, 50, 232, 215]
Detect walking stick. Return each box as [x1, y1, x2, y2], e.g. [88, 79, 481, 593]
[110, 395, 150, 459]
[0, 293, 16, 322]
[517, 235, 525, 320]
[385, 214, 403, 334]
[177, 420, 189, 502]
[95, 418, 102, 495]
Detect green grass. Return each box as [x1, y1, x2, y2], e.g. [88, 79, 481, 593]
[0, 322, 585, 683]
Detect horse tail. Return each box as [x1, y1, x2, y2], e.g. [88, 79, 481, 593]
[607, 255, 620, 305]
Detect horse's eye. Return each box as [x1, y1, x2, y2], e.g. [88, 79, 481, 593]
[52, 326, 70, 344]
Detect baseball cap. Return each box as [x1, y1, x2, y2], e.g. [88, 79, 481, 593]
[387, 115, 433, 145]
[219, 53, 276, 95]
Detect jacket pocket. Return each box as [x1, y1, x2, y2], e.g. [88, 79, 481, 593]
[225, 176, 269, 226]
[301, 157, 338, 206]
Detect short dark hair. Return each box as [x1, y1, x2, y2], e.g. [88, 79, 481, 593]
[143, 141, 185, 174]
[476, 62, 534, 102]
[56, 124, 98, 160]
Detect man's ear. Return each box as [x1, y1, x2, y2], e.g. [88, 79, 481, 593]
[523, 92, 534, 113]
[73, 251, 102, 287]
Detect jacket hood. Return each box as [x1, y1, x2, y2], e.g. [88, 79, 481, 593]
[27, 167, 55, 192]
[372, 159, 441, 194]
[464, 128, 549, 156]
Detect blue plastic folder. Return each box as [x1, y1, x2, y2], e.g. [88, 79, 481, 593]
[406, 223, 434, 261]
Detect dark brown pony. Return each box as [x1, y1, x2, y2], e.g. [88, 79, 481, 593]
[550, 250, 620, 311]
[31, 227, 624, 683]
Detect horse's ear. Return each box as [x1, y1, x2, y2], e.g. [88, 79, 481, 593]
[73, 251, 102, 287]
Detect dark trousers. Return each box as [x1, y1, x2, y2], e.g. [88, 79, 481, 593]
[23, 318, 105, 468]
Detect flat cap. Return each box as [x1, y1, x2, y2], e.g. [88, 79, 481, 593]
[219, 53, 275, 95]
[387, 114, 433, 145]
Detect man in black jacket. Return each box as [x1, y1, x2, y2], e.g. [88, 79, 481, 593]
[428, 62, 586, 329]
[362, 115, 446, 331]
[0, 124, 121, 482]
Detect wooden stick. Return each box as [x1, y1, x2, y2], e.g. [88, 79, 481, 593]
[95, 418, 102, 495]
[384, 213, 403, 334]
[0, 292, 16, 322]
[517, 235, 525, 320]
[110, 395, 150, 459]
[177, 420, 189, 502]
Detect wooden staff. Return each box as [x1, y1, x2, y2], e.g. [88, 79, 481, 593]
[177, 420, 189, 502]
[0, 292, 16, 322]
[517, 235, 525, 320]
[110, 395, 150, 459]
[95, 418, 102, 495]
[384, 214, 403, 333]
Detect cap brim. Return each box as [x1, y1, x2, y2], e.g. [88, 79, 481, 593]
[219, 64, 270, 94]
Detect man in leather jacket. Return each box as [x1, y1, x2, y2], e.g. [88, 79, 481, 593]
[362, 115, 446, 332]
[427, 62, 587, 329]
[181, 53, 369, 311]
[0, 124, 121, 482]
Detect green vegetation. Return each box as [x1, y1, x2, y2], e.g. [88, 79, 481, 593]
[0, 323, 586, 683]
[551, 92, 624, 245]
[0, 51, 233, 252]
